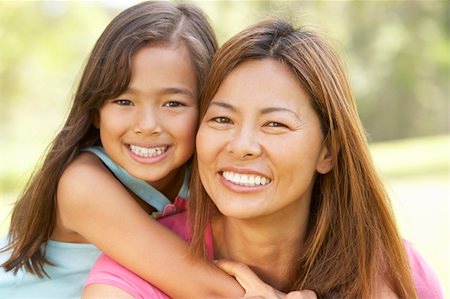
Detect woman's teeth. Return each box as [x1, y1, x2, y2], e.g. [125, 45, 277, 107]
[130, 144, 167, 157]
[222, 171, 271, 187]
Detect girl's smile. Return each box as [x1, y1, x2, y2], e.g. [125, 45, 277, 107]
[129, 144, 168, 158]
[127, 144, 170, 163]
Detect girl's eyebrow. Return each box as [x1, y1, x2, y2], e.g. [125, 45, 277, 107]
[160, 87, 195, 98]
[210, 101, 300, 119]
[124, 86, 195, 97]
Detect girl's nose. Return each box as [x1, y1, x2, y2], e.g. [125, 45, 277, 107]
[133, 107, 162, 136]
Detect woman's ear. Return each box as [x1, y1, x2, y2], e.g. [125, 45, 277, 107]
[92, 110, 100, 129]
[317, 144, 333, 174]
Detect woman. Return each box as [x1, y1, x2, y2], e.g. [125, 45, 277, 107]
[84, 19, 442, 298]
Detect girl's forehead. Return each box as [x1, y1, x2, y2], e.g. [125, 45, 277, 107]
[124, 44, 198, 97]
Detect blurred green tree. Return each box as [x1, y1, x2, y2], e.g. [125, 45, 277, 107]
[0, 1, 117, 194]
[0, 0, 448, 195]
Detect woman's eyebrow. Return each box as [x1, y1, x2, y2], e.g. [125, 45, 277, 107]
[261, 107, 301, 121]
[209, 101, 236, 111]
[260, 107, 299, 117]
[210, 102, 301, 119]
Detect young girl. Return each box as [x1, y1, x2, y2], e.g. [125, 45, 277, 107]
[0, 2, 244, 298]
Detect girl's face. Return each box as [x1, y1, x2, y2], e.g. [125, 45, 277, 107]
[96, 44, 198, 191]
[196, 59, 332, 221]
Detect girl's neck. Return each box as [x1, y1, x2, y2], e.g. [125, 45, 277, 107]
[149, 167, 185, 202]
[212, 210, 309, 291]
[128, 167, 185, 215]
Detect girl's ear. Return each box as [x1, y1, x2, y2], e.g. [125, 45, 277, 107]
[317, 144, 333, 174]
[92, 110, 100, 129]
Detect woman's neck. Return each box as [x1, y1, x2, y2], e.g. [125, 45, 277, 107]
[212, 209, 309, 291]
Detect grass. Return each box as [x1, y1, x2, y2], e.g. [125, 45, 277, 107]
[370, 135, 449, 178]
[1, 134, 448, 295]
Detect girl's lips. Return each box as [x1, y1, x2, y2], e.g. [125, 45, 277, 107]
[129, 144, 168, 158]
[126, 144, 170, 163]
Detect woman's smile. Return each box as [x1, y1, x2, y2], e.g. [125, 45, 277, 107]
[221, 170, 272, 187]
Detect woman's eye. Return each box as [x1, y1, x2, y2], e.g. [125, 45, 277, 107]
[114, 99, 133, 106]
[163, 101, 185, 107]
[212, 116, 232, 124]
[266, 121, 288, 128]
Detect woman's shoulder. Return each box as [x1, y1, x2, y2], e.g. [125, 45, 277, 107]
[85, 253, 170, 299]
[403, 240, 444, 299]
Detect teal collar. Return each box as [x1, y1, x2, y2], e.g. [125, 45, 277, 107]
[82, 146, 188, 212]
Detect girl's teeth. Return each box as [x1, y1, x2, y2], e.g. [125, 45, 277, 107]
[130, 145, 167, 157]
[222, 171, 271, 187]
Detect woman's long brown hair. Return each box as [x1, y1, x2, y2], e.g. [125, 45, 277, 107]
[1, 1, 217, 278]
[189, 19, 417, 298]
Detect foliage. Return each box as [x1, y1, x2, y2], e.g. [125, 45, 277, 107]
[195, 0, 450, 142]
[0, 0, 448, 189]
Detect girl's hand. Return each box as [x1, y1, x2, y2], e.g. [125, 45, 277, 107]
[215, 259, 317, 299]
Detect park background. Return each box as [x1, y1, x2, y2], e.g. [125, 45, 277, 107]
[0, 0, 448, 296]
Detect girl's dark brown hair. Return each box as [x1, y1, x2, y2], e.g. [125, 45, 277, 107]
[1, 0, 217, 277]
[189, 19, 417, 298]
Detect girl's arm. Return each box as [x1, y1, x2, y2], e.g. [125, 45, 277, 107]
[56, 152, 244, 299]
[82, 258, 318, 299]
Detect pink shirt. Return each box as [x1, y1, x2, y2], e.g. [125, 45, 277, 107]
[404, 240, 443, 298]
[84, 212, 213, 299]
[84, 212, 443, 298]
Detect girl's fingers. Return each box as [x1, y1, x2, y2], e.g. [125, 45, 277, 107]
[286, 290, 318, 299]
[215, 259, 270, 293]
[215, 259, 317, 299]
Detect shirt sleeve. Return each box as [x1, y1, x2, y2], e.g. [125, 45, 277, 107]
[404, 240, 444, 299]
[84, 253, 170, 299]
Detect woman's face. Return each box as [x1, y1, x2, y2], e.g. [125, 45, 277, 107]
[196, 59, 331, 220]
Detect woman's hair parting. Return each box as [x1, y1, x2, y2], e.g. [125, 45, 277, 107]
[1, 1, 217, 277]
[189, 18, 417, 298]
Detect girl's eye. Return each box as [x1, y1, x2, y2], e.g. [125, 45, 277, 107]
[163, 101, 185, 108]
[114, 99, 133, 106]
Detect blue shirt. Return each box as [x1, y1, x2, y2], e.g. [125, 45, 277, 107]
[0, 146, 189, 298]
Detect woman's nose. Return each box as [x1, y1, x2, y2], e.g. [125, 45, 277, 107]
[133, 107, 162, 136]
[226, 126, 262, 160]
